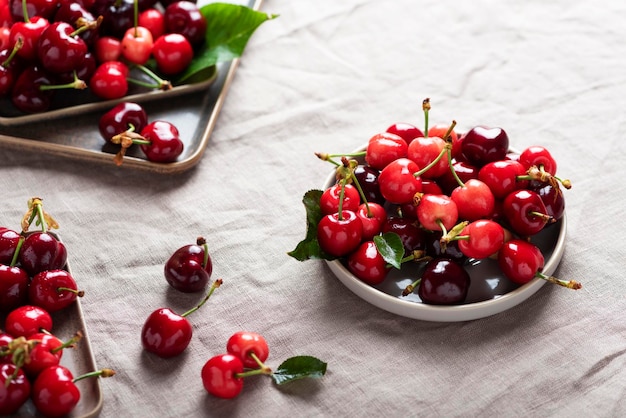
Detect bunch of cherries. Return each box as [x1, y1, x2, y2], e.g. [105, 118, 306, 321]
[0, 0, 206, 113]
[312, 99, 581, 305]
[0, 197, 114, 416]
[99, 100, 184, 164]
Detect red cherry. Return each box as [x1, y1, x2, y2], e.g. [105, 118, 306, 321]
[477, 159, 529, 200]
[377, 158, 422, 205]
[121, 26, 154, 65]
[139, 120, 185, 163]
[365, 132, 408, 170]
[37, 21, 89, 74]
[4, 305, 53, 338]
[94, 36, 123, 62]
[138, 7, 165, 39]
[152, 32, 193, 75]
[385, 122, 424, 145]
[502, 189, 553, 236]
[164, 0, 207, 46]
[29, 269, 83, 313]
[31, 365, 80, 418]
[0, 363, 31, 415]
[381, 217, 426, 256]
[519, 145, 557, 175]
[407, 135, 448, 179]
[416, 194, 458, 233]
[449, 179, 495, 221]
[355, 202, 386, 241]
[316, 210, 362, 258]
[9, 15, 49, 61]
[201, 353, 244, 399]
[22, 332, 65, 377]
[89, 61, 129, 100]
[164, 237, 213, 293]
[99, 101, 149, 143]
[428, 123, 460, 157]
[0, 263, 30, 313]
[529, 181, 565, 220]
[319, 183, 360, 216]
[461, 126, 509, 167]
[226, 331, 269, 369]
[456, 219, 505, 259]
[10, 65, 56, 114]
[0, 229, 21, 265]
[347, 240, 390, 285]
[497, 239, 544, 284]
[437, 160, 479, 196]
[19, 231, 67, 277]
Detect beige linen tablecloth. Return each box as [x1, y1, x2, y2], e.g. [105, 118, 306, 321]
[1, 0, 624, 416]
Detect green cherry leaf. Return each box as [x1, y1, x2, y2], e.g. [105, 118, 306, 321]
[271, 356, 328, 386]
[287, 189, 335, 261]
[175, 3, 279, 84]
[373, 232, 404, 269]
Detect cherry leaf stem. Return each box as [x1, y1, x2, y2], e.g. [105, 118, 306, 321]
[536, 272, 582, 289]
[72, 368, 116, 383]
[235, 366, 272, 379]
[180, 279, 223, 317]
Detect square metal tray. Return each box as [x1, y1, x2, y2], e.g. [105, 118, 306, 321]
[0, 0, 264, 174]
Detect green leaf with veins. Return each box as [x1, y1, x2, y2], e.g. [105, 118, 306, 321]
[271, 356, 328, 385]
[175, 3, 279, 84]
[287, 190, 336, 261]
[373, 232, 404, 269]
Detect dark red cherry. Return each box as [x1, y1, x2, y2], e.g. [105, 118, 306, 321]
[9, 0, 58, 21]
[164, 1, 207, 46]
[8, 15, 50, 62]
[418, 258, 470, 305]
[19, 232, 67, 277]
[0, 263, 29, 313]
[502, 189, 553, 236]
[38, 21, 89, 74]
[529, 180, 565, 220]
[381, 216, 426, 256]
[139, 120, 184, 163]
[437, 160, 479, 196]
[152, 32, 193, 75]
[99, 101, 148, 143]
[353, 165, 384, 205]
[347, 240, 390, 285]
[0, 363, 31, 415]
[4, 305, 53, 337]
[164, 237, 213, 293]
[385, 122, 424, 145]
[29, 269, 82, 313]
[461, 126, 509, 167]
[10, 65, 56, 114]
[0, 228, 20, 265]
[141, 307, 193, 358]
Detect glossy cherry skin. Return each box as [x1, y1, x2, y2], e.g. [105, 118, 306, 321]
[457, 219, 505, 259]
[29, 269, 80, 313]
[32, 365, 80, 418]
[478, 159, 529, 200]
[37, 21, 88, 74]
[424, 231, 466, 262]
[94, 36, 123, 62]
[201, 354, 244, 399]
[0, 363, 31, 415]
[152, 32, 193, 75]
[4, 305, 53, 337]
[23, 332, 64, 377]
[9, 15, 50, 61]
[502, 189, 551, 236]
[89, 61, 129, 100]
[139, 8, 166, 39]
[428, 124, 460, 158]
[407, 135, 448, 179]
[226, 331, 269, 369]
[140, 120, 185, 163]
[0, 264, 29, 313]
[0, 228, 20, 265]
[365, 132, 408, 170]
[530, 181, 565, 220]
[386, 122, 424, 145]
[164, 0, 207, 46]
[355, 202, 386, 241]
[498, 239, 544, 285]
[437, 160, 479, 196]
[9, 0, 57, 21]
[347, 240, 390, 285]
[95, 0, 135, 39]
[11, 65, 55, 114]
[418, 258, 470, 305]
[164, 241, 212, 293]
[381, 217, 426, 256]
[353, 165, 384, 205]
[416, 194, 458, 232]
[19, 232, 67, 277]
[519, 145, 557, 175]
[320, 183, 360, 216]
[141, 308, 193, 358]
[99, 101, 148, 143]
[316, 210, 362, 258]
[461, 126, 509, 167]
[378, 158, 422, 205]
[121, 26, 154, 65]
[0, 333, 12, 363]
[450, 179, 495, 222]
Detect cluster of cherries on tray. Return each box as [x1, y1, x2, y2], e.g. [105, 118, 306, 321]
[315, 99, 581, 305]
[0, 197, 114, 417]
[99, 100, 184, 164]
[0, 0, 206, 113]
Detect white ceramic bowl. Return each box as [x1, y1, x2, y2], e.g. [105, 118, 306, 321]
[323, 146, 566, 322]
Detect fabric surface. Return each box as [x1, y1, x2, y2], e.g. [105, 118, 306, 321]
[1, 0, 625, 416]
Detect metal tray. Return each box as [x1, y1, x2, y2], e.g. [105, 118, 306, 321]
[0, 0, 264, 174]
[2, 233, 102, 418]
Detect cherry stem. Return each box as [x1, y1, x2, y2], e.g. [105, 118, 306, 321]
[447, 145, 465, 187]
[58, 287, 85, 297]
[196, 237, 210, 269]
[9, 236, 24, 267]
[133, 0, 139, 37]
[128, 64, 172, 91]
[39, 73, 87, 91]
[337, 178, 346, 220]
[314, 152, 341, 166]
[403, 278, 421, 297]
[2, 37, 23, 68]
[32, 197, 48, 233]
[536, 272, 582, 289]
[21, 0, 29, 23]
[72, 368, 116, 383]
[529, 211, 555, 224]
[235, 366, 273, 379]
[436, 219, 448, 238]
[422, 98, 430, 137]
[349, 170, 372, 217]
[51, 331, 83, 354]
[325, 151, 366, 159]
[413, 144, 450, 178]
[71, 15, 102, 37]
[180, 279, 223, 318]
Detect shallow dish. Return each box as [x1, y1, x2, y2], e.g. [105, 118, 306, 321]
[323, 145, 567, 322]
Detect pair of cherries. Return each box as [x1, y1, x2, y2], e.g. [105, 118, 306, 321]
[99, 101, 184, 164]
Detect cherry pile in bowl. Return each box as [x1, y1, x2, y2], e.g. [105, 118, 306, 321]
[0, 0, 207, 113]
[289, 99, 581, 306]
[0, 197, 114, 416]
